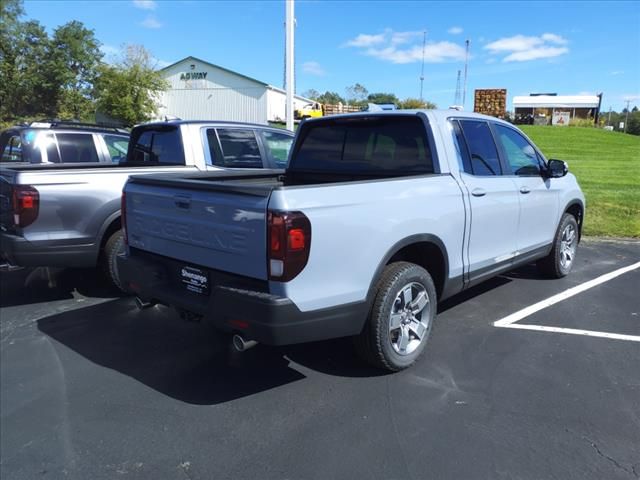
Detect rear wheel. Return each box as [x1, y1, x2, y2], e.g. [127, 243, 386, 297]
[355, 262, 436, 371]
[102, 230, 125, 291]
[537, 213, 579, 278]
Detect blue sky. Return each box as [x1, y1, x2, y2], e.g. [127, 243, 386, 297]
[23, 0, 640, 111]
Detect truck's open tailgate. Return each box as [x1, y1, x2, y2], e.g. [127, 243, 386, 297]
[125, 179, 273, 280]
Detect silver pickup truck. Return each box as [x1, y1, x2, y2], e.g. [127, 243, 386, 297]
[0, 121, 294, 288]
[118, 110, 585, 371]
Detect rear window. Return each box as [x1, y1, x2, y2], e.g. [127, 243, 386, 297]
[56, 133, 99, 163]
[292, 116, 434, 175]
[0, 135, 23, 162]
[128, 126, 185, 165]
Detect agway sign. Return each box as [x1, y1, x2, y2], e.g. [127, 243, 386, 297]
[180, 72, 208, 80]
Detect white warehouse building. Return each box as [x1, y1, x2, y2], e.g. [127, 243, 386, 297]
[155, 56, 314, 124]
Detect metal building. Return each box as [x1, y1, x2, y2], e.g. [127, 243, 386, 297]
[155, 56, 313, 124]
[513, 93, 602, 125]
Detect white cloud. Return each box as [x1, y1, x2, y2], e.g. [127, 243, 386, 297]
[345, 29, 466, 64]
[133, 0, 156, 10]
[302, 61, 326, 76]
[448, 26, 463, 35]
[345, 32, 386, 47]
[610, 70, 624, 76]
[141, 15, 162, 29]
[484, 33, 569, 62]
[390, 30, 423, 45]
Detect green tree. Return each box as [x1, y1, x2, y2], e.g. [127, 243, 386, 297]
[367, 92, 399, 105]
[51, 20, 103, 120]
[302, 89, 320, 100]
[315, 91, 344, 105]
[345, 83, 368, 105]
[94, 44, 168, 126]
[398, 98, 437, 109]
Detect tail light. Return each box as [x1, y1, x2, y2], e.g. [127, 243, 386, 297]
[268, 211, 311, 282]
[12, 185, 39, 228]
[121, 190, 128, 245]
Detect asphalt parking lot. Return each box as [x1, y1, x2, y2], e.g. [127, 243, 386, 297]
[1, 239, 639, 480]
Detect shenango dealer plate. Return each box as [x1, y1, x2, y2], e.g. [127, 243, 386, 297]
[180, 265, 210, 295]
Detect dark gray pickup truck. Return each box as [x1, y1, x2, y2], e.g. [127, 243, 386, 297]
[0, 120, 294, 288]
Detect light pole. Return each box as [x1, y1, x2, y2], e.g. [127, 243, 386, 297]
[285, 0, 295, 131]
[624, 99, 630, 134]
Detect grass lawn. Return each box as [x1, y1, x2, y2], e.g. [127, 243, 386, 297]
[521, 126, 640, 238]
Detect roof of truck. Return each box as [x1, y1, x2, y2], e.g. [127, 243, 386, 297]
[134, 119, 296, 133]
[301, 109, 511, 126]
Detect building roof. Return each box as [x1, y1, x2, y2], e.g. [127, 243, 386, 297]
[513, 95, 601, 109]
[266, 85, 315, 104]
[159, 56, 268, 87]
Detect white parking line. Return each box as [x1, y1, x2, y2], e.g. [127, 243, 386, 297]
[493, 261, 640, 342]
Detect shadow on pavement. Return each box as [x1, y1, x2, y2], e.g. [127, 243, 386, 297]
[1, 267, 123, 308]
[37, 298, 383, 405]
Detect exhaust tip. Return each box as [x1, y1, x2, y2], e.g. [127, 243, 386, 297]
[232, 334, 258, 352]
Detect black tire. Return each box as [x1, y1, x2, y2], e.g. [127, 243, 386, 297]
[537, 213, 579, 278]
[102, 230, 125, 291]
[355, 262, 437, 371]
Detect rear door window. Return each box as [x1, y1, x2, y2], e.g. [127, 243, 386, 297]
[261, 131, 294, 168]
[214, 129, 264, 168]
[129, 127, 185, 165]
[292, 116, 434, 175]
[55, 133, 99, 163]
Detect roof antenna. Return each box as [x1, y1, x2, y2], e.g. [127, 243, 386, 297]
[419, 30, 426, 102]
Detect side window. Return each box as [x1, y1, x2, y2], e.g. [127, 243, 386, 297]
[261, 131, 293, 168]
[33, 132, 61, 163]
[494, 124, 542, 176]
[129, 128, 185, 165]
[0, 135, 23, 162]
[216, 129, 263, 168]
[55, 133, 99, 163]
[103, 135, 129, 163]
[457, 120, 502, 176]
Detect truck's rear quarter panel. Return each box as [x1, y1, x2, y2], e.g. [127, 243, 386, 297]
[268, 175, 466, 311]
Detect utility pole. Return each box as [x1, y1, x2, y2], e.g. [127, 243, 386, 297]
[462, 39, 470, 108]
[285, 0, 295, 131]
[454, 70, 461, 106]
[607, 106, 611, 126]
[419, 30, 426, 102]
[624, 99, 630, 134]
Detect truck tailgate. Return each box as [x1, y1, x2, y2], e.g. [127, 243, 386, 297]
[125, 180, 272, 280]
[0, 168, 17, 230]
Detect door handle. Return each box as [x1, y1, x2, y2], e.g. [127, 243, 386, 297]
[471, 188, 486, 197]
[519, 187, 531, 194]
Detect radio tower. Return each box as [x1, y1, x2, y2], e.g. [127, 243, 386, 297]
[419, 30, 426, 102]
[462, 39, 470, 108]
[454, 70, 462, 106]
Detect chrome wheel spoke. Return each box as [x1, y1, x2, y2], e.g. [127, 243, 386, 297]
[402, 286, 413, 307]
[408, 319, 428, 340]
[397, 326, 410, 353]
[389, 313, 403, 330]
[409, 291, 428, 314]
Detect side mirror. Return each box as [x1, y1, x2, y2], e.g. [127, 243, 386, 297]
[547, 159, 568, 178]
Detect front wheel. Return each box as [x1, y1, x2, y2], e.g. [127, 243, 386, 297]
[537, 213, 579, 278]
[355, 262, 437, 371]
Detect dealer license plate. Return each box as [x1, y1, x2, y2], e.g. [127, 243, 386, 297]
[180, 265, 210, 295]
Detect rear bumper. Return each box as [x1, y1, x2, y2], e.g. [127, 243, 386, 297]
[0, 232, 96, 268]
[117, 251, 368, 346]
